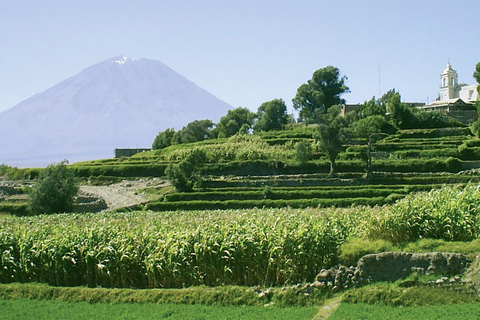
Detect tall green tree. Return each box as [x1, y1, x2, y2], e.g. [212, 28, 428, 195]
[471, 62, 480, 137]
[356, 97, 386, 120]
[253, 99, 288, 133]
[293, 66, 349, 123]
[473, 62, 480, 94]
[28, 160, 78, 214]
[152, 128, 175, 150]
[171, 120, 215, 144]
[316, 106, 345, 177]
[353, 116, 388, 178]
[165, 149, 206, 192]
[217, 107, 256, 138]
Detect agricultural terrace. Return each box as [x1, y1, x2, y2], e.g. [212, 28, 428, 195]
[2, 124, 480, 318]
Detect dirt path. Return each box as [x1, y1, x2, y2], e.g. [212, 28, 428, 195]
[312, 296, 342, 320]
[80, 178, 167, 211]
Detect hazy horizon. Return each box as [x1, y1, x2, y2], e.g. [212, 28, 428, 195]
[1, 0, 479, 114]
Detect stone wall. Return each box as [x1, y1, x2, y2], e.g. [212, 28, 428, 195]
[314, 251, 471, 293]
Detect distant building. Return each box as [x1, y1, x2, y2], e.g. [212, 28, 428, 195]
[340, 104, 361, 116]
[417, 63, 479, 123]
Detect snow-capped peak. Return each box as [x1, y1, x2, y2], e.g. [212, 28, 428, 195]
[113, 56, 132, 65]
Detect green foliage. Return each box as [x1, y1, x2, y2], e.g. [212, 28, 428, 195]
[152, 128, 175, 150]
[356, 97, 386, 119]
[316, 106, 345, 176]
[292, 66, 349, 123]
[471, 101, 480, 138]
[366, 185, 480, 243]
[0, 203, 28, 215]
[402, 238, 480, 257]
[332, 302, 480, 320]
[70, 163, 167, 178]
[165, 149, 206, 192]
[341, 283, 477, 307]
[339, 238, 394, 266]
[0, 164, 41, 180]
[253, 99, 288, 132]
[295, 140, 313, 164]
[474, 61, 480, 94]
[27, 160, 78, 215]
[0, 296, 318, 319]
[0, 283, 325, 310]
[0, 208, 352, 287]
[173, 119, 215, 144]
[217, 107, 256, 138]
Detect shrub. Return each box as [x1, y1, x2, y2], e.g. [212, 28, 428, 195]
[295, 140, 313, 164]
[27, 160, 79, 215]
[166, 149, 206, 192]
[458, 143, 480, 160]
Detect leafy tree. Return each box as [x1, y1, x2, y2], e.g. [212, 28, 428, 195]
[379, 88, 400, 106]
[295, 140, 313, 164]
[152, 128, 175, 150]
[385, 91, 415, 128]
[293, 66, 349, 123]
[356, 97, 386, 120]
[217, 107, 256, 138]
[165, 149, 206, 192]
[316, 106, 345, 177]
[474, 62, 480, 94]
[28, 160, 78, 214]
[353, 116, 388, 178]
[171, 120, 215, 144]
[253, 99, 288, 133]
[181, 120, 215, 143]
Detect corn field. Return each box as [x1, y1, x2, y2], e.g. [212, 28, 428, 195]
[1, 185, 479, 289]
[0, 208, 355, 288]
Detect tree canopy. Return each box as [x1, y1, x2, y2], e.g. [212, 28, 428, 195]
[253, 99, 288, 133]
[217, 107, 256, 138]
[474, 62, 480, 94]
[173, 120, 215, 144]
[316, 106, 345, 177]
[152, 128, 175, 150]
[28, 160, 78, 215]
[293, 66, 349, 123]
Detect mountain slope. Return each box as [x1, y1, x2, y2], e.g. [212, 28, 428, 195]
[0, 56, 232, 167]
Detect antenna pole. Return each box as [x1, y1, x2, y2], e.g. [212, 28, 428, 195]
[378, 61, 381, 98]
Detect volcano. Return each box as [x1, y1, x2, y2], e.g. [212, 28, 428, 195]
[0, 56, 232, 167]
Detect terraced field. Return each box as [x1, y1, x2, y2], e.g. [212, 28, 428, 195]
[2, 126, 480, 215]
[67, 127, 480, 212]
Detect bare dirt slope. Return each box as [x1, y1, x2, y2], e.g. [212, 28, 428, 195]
[80, 178, 167, 211]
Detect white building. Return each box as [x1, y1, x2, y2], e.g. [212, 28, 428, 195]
[418, 63, 479, 123]
[439, 63, 478, 102]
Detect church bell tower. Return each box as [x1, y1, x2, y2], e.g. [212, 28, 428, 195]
[440, 62, 458, 100]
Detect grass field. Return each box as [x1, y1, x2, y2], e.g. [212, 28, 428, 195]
[0, 299, 317, 320]
[330, 302, 480, 320]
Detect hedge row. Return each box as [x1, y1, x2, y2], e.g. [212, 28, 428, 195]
[458, 145, 480, 160]
[70, 164, 166, 178]
[390, 148, 459, 159]
[201, 158, 463, 177]
[145, 195, 404, 211]
[0, 203, 28, 215]
[163, 188, 407, 202]
[369, 175, 480, 185]
[395, 127, 471, 138]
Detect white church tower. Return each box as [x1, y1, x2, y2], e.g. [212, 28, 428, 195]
[440, 62, 458, 100]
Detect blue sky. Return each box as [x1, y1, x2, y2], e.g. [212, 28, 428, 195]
[1, 0, 479, 114]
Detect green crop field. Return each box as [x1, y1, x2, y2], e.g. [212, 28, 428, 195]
[2, 124, 480, 318]
[0, 299, 317, 320]
[330, 303, 480, 320]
